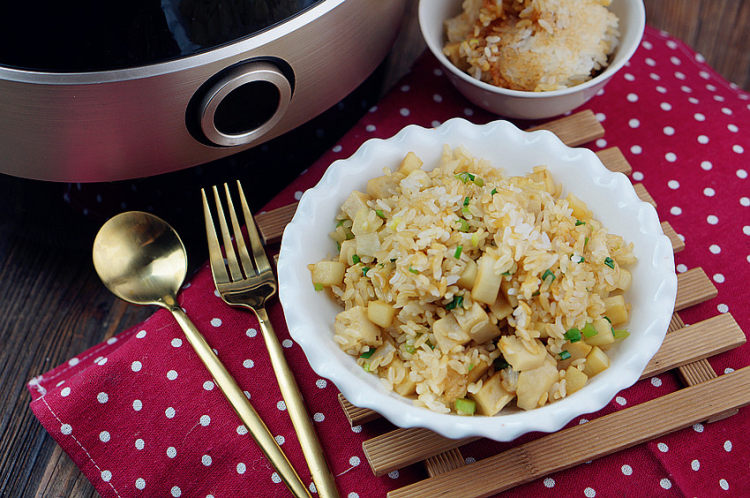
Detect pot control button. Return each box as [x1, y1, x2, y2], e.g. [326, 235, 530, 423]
[198, 61, 292, 147]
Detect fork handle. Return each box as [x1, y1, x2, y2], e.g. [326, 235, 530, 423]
[168, 305, 311, 498]
[254, 307, 340, 498]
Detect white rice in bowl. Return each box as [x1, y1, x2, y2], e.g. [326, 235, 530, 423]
[443, 0, 620, 91]
[309, 146, 635, 416]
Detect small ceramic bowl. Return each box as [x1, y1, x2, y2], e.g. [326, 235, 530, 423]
[277, 119, 676, 441]
[418, 0, 646, 120]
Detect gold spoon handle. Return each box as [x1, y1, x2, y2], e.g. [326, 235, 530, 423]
[169, 306, 311, 498]
[254, 307, 339, 498]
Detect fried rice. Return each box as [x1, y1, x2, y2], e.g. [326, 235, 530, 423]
[443, 0, 620, 91]
[310, 146, 635, 415]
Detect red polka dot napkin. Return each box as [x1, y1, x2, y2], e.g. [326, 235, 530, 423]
[29, 26, 749, 497]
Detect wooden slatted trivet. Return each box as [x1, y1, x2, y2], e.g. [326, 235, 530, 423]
[254, 110, 748, 498]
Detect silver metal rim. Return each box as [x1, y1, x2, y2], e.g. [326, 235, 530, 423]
[199, 62, 292, 147]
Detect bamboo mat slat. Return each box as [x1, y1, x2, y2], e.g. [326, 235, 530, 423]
[640, 313, 744, 378]
[633, 183, 657, 207]
[525, 109, 605, 146]
[661, 221, 685, 253]
[256, 202, 298, 245]
[674, 267, 717, 310]
[425, 448, 466, 478]
[596, 146, 632, 175]
[387, 367, 750, 498]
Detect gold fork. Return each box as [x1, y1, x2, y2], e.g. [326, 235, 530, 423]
[202, 181, 339, 498]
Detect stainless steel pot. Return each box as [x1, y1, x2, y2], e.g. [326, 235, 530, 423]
[0, 0, 405, 181]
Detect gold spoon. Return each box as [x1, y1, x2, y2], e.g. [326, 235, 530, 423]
[92, 211, 310, 498]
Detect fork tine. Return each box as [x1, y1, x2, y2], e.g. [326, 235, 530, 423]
[212, 185, 244, 281]
[236, 180, 272, 275]
[201, 188, 231, 285]
[223, 183, 254, 277]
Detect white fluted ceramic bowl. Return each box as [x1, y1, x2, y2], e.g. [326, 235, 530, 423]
[277, 119, 676, 441]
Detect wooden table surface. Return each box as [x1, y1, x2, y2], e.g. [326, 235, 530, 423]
[1, 1, 748, 496]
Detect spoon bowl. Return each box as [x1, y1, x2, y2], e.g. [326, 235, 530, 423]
[92, 211, 187, 307]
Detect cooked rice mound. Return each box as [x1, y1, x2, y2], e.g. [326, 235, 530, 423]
[310, 147, 635, 415]
[444, 0, 620, 91]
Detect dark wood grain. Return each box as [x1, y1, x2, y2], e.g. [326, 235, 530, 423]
[645, 0, 750, 90]
[1, 1, 748, 497]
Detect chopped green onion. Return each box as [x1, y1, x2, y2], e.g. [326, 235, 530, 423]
[491, 188, 498, 195]
[542, 269, 555, 282]
[559, 350, 572, 360]
[445, 295, 464, 310]
[493, 356, 509, 370]
[501, 271, 512, 276]
[426, 340, 436, 350]
[313, 283, 324, 292]
[404, 344, 416, 354]
[454, 245, 463, 259]
[471, 233, 480, 246]
[362, 362, 371, 372]
[575, 219, 586, 226]
[604, 257, 615, 269]
[336, 219, 345, 227]
[564, 328, 582, 342]
[584, 236, 589, 248]
[408, 266, 420, 274]
[456, 218, 471, 232]
[473, 177, 484, 187]
[352, 254, 360, 264]
[390, 258, 397, 262]
[462, 206, 471, 216]
[613, 329, 630, 340]
[336, 241, 341, 251]
[603, 316, 611, 323]
[581, 323, 598, 338]
[360, 348, 375, 359]
[454, 172, 475, 183]
[531, 290, 540, 297]
[362, 266, 370, 276]
[375, 209, 386, 219]
[463, 196, 471, 206]
[467, 363, 475, 372]
[455, 398, 476, 416]
[572, 255, 585, 263]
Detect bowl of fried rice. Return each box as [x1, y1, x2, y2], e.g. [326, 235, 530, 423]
[277, 119, 676, 441]
[419, 0, 645, 119]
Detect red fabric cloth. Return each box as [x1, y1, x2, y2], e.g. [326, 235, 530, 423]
[29, 26, 749, 497]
